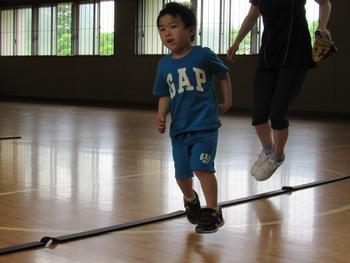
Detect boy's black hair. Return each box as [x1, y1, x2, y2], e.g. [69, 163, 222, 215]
[157, 2, 197, 34]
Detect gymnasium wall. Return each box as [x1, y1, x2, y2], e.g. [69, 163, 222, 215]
[0, 0, 349, 114]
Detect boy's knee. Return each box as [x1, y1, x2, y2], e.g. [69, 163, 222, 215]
[175, 172, 194, 180]
[194, 170, 214, 178]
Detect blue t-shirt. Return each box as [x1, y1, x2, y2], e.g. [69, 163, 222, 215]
[153, 46, 229, 137]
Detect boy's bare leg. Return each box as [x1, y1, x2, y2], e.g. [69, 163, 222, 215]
[176, 178, 194, 198]
[194, 171, 218, 208]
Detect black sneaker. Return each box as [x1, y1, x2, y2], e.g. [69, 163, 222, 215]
[184, 190, 201, 224]
[195, 207, 224, 234]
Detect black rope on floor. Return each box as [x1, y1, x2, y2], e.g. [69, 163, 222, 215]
[0, 241, 45, 255]
[40, 210, 186, 245]
[0, 174, 349, 255]
[0, 136, 22, 141]
[0, 210, 185, 255]
[220, 174, 350, 208]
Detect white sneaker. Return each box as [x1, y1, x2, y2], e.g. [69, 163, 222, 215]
[250, 151, 270, 177]
[254, 157, 284, 181]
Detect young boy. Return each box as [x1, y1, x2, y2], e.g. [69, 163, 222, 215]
[153, 2, 232, 233]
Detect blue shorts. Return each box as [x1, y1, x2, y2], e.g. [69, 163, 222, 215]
[171, 129, 218, 180]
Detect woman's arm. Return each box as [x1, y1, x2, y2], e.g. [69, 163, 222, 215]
[227, 4, 260, 61]
[315, 0, 331, 32]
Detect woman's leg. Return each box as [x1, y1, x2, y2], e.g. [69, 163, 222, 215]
[255, 67, 308, 181]
[269, 67, 308, 156]
[250, 69, 277, 176]
[272, 128, 288, 156]
[255, 122, 273, 148]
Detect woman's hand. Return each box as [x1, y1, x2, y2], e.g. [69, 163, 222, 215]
[227, 44, 239, 62]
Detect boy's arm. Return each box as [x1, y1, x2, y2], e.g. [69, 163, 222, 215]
[216, 73, 232, 114]
[157, 96, 170, 133]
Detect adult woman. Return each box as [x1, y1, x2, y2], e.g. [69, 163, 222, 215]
[227, 0, 332, 181]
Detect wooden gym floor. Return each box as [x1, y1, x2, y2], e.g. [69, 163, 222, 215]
[0, 101, 349, 263]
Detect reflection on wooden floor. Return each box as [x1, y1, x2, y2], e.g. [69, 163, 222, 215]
[0, 101, 349, 262]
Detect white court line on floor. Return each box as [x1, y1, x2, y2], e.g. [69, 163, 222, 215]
[321, 144, 350, 150]
[0, 170, 166, 197]
[0, 227, 72, 234]
[0, 188, 39, 196]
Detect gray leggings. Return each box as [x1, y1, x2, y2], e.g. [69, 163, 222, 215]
[252, 67, 308, 130]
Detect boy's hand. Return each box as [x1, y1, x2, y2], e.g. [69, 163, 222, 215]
[218, 102, 232, 114]
[157, 116, 166, 133]
[216, 73, 232, 115]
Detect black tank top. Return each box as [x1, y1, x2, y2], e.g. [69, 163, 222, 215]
[250, 0, 316, 69]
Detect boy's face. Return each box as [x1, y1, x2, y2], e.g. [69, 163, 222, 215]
[158, 14, 195, 56]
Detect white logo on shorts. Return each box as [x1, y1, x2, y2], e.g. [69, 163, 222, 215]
[200, 153, 211, 164]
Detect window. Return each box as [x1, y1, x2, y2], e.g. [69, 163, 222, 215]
[305, 0, 319, 44]
[78, 1, 114, 55]
[136, 0, 162, 55]
[1, 8, 32, 56]
[1, 9, 14, 56]
[57, 3, 72, 56]
[16, 8, 32, 55]
[136, 0, 319, 55]
[99, 1, 114, 55]
[38, 6, 56, 56]
[79, 3, 98, 55]
[0, 0, 115, 56]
